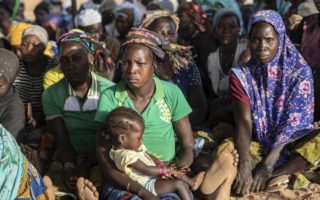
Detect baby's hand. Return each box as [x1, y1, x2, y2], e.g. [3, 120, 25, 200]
[178, 166, 191, 174]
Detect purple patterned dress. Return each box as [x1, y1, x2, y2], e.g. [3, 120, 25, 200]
[231, 10, 314, 161]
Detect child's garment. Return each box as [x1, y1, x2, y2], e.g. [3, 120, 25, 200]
[109, 144, 158, 195]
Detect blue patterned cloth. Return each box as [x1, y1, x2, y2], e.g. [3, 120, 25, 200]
[170, 63, 202, 96]
[231, 10, 314, 155]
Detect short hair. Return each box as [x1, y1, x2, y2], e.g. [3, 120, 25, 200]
[101, 107, 144, 144]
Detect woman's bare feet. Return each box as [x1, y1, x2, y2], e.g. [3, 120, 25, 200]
[191, 171, 205, 191]
[77, 177, 99, 200]
[200, 143, 239, 195]
[43, 176, 55, 200]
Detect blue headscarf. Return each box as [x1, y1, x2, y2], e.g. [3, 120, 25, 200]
[232, 10, 314, 153]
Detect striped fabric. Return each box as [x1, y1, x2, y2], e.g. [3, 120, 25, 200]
[14, 57, 57, 114]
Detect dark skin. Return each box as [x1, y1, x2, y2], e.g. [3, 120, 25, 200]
[48, 42, 93, 190]
[96, 44, 195, 199]
[233, 22, 311, 195]
[215, 15, 240, 75]
[234, 22, 280, 195]
[0, 74, 9, 97]
[177, 9, 197, 40]
[21, 35, 47, 127]
[315, 0, 320, 11]
[21, 35, 47, 76]
[82, 23, 103, 41]
[206, 15, 242, 128]
[0, 7, 11, 35]
[115, 13, 134, 42]
[148, 17, 207, 127]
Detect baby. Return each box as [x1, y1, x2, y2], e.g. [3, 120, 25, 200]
[102, 107, 205, 200]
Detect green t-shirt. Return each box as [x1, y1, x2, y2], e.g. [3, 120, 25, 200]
[95, 77, 192, 161]
[42, 72, 114, 154]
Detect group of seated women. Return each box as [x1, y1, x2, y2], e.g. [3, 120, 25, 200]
[1, 7, 320, 200]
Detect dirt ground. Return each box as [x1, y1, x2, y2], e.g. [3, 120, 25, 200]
[230, 183, 320, 200]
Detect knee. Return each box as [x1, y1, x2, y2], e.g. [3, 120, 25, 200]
[174, 180, 188, 190]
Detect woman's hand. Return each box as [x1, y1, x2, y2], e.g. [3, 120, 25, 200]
[175, 147, 194, 168]
[64, 167, 78, 190]
[233, 161, 253, 195]
[251, 165, 272, 192]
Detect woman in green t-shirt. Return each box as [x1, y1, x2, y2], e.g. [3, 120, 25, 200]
[95, 28, 239, 200]
[42, 32, 114, 195]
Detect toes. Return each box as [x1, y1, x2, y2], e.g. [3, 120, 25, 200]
[77, 177, 85, 192]
[85, 179, 94, 188]
[223, 144, 234, 153]
[94, 191, 99, 198]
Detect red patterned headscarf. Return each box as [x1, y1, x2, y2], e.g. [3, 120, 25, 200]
[179, 2, 207, 32]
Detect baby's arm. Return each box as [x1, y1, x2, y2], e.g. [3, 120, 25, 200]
[129, 160, 167, 176]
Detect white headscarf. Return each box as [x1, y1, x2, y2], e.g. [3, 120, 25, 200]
[76, 8, 102, 27]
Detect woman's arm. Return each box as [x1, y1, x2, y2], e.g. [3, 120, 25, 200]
[187, 85, 208, 127]
[96, 125, 158, 199]
[47, 117, 78, 189]
[233, 101, 253, 195]
[47, 117, 76, 165]
[173, 116, 195, 168]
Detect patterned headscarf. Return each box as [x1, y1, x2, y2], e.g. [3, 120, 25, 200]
[58, 31, 113, 75]
[122, 27, 191, 72]
[232, 10, 313, 155]
[140, 10, 180, 32]
[179, 2, 206, 32]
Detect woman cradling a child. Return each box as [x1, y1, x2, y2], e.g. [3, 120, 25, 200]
[95, 27, 239, 200]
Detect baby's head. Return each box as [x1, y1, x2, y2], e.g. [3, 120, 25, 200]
[102, 107, 144, 150]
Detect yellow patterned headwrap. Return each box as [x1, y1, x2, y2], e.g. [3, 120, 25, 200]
[140, 10, 180, 32]
[7, 22, 31, 46]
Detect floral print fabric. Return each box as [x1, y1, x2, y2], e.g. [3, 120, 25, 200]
[231, 10, 314, 153]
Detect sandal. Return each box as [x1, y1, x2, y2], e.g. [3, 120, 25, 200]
[265, 175, 290, 192]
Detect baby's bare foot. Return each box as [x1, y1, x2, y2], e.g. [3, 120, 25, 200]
[77, 177, 99, 200]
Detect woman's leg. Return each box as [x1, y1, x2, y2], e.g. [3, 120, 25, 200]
[155, 179, 192, 200]
[273, 129, 320, 177]
[200, 144, 239, 199]
[77, 177, 99, 200]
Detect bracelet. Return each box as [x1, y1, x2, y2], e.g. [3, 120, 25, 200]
[158, 166, 168, 176]
[126, 180, 132, 191]
[260, 163, 273, 173]
[63, 162, 75, 170]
